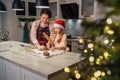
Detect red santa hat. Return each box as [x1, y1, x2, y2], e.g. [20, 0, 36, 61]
[53, 19, 65, 29]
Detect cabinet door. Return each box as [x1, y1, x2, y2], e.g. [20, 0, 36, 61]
[78, 0, 97, 18]
[0, 58, 3, 80]
[21, 68, 47, 80]
[66, 0, 78, 3]
[3, 60, 21, 80]
[49, 0, 64, 18]
[71, 41, 79, 53]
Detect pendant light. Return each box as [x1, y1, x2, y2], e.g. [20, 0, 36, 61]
[0, 1, 7, 13]
[35, 0, 49, 8]
[12, 0, 24, 11]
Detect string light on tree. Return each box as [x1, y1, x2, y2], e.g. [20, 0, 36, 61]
[91, 77, 97, 80]
[99, 55, 104, 60]
[64, 67, 71, 73]
[96, 58, 101, 65]
[79, 38, 84, 43]
[103, 51, 109, 59]
[94, 70, 102, 78]
[104, 39, 110, 45]
[96, 61, 100, 65]
[104, 26, 110, 33]
[88, 43, 94, 49]
[115, 22, 119, 26]
[68, 78, 72, 80]
[75, 73, 81, 79]
[84, 49, 88, 53]
[111, 39, 115, 42]
[111, 46, 116, 50]
[101, 72, 106, 76]
[107, 70, 111, 75]
[106, 18, 112, 24]
[107, 30, 114, 35]
[91, 48, 94, 51]
[74, 69, 79, 74]
[89, 56, 95, 62]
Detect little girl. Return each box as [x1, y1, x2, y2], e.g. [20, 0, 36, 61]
[47, 19, 67, 50]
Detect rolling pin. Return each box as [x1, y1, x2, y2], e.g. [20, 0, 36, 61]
[43, 32, 54, 46]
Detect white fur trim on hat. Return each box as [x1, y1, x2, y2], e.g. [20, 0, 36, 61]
[53, 23, 64, 29]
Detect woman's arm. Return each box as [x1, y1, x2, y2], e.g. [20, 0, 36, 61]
[30, 21, 38, 44]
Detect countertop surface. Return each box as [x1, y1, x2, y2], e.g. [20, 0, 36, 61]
[0, 41, 84, 79]
[67, 38, 79, 42]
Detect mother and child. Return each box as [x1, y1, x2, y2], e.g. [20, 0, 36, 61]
[30, 8, 68, 51]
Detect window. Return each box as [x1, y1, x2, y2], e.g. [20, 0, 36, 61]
[28, 2, 36, 16]
[16, 1, 25, 15]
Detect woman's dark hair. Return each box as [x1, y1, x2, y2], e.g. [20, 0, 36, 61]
[40, 8, 52, 18]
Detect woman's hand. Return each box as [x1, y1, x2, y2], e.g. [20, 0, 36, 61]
[35, 42, 47, 50]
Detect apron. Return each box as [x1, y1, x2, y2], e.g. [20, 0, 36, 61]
[36, 26, 50, 46]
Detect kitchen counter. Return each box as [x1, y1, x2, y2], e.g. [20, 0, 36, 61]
[67, 35, 81, 42]
[67, 38, 79, 42]
[67, 38, 81, 53]
[0, 41, 84, 80]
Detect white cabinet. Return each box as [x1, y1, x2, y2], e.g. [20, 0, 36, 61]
[49, 0, 65, 19]
[66, 0, 97, 18]
[68, 40, 84, 53]
[71, 41, 79, 53]
[0, 14, 1, 27]
[0, 58, 4, 80]
[1, 58, 47, 80]
[78, 0, 97, 18]
[2, 60, 21, 80]
[21, 68, 47, 80]
[66, 0, 78, 3]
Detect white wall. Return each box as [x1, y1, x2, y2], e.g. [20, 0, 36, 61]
[94, 2, 113, 20]
[0, 0, 42, 42]
[0, 13, 1, 27]
[0, 0, 114, 42]
[1, 0, 23, 41]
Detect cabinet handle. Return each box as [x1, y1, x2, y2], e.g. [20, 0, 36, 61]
[24, 75, 26, 80]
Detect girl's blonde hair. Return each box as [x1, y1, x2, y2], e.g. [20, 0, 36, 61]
[54, 28, 64, 43]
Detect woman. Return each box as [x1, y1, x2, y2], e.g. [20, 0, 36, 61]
[30, 8, 52, 50]
[47, 19, 67, 50]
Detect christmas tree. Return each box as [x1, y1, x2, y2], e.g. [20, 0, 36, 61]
[64, 0, 120, 80]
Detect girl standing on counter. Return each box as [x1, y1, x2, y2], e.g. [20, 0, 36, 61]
[47, 19, 67, 50]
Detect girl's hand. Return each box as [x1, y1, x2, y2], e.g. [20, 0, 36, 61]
[50, 46, 55, 51]
[39, 45, 47, 50]
[46, 42, 50, 49]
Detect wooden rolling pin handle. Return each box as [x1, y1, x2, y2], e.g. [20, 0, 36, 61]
[43, 32, 54, 46]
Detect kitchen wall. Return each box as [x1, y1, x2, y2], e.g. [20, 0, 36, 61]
[0, 0, 23, 41]
[0, 13, 1, 37]
[65, 19, 85, 36]
[0, 0, 114, 42]
[0, 13, 1, 27]
[0, 0, 41, 42]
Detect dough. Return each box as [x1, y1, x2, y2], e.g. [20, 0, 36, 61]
[43, 51, 50, 56]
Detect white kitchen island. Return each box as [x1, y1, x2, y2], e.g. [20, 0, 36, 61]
[0, 41, 84, 80]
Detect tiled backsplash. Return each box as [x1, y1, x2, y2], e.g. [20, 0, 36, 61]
[65, 19, 85, 36]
